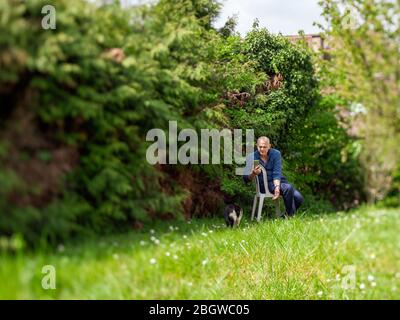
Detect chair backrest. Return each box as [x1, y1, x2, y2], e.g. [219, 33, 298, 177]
[255, 166, 274, 197]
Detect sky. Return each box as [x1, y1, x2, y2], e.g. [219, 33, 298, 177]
[214, 0, 325, 36]
[125, 0, 326, 36]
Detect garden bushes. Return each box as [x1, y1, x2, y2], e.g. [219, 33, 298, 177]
[0, 0, 364, 247]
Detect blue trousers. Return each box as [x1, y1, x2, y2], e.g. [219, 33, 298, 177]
[266, 176, 304, 216]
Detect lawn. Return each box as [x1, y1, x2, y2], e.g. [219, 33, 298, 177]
[1, 206, 399, 299]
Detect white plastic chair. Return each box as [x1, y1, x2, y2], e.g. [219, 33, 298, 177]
[251, 166, 281, 222]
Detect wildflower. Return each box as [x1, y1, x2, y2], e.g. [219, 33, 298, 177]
[371, 282, 377, 287]
[169, 226, 174, 231]
[183, 235, 187, 239]
[359, 283, 365, 290]
[140, 240, 146, 246]
[202, 259, 208, 266]
[166, 252, 170, 256]
[150, 236, 156, 242]
[201, 232, 207, 237]
[188, 282, 193, 286]
[370, 253, 376, 260]
[150, 229, 155, 234]
[154, 239, 160, 245]
[149, 258, 156, 265]
[317, 291, 323, 297]
[173, 255, 178, 260]
[208, 230, 213, 233]
[367, 275, 375, 282]
[175, 227, 179, 231]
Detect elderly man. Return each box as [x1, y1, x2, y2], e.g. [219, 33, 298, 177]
[243, 136, 304, 217]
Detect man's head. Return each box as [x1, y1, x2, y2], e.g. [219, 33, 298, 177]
[256, 136, 271, 157]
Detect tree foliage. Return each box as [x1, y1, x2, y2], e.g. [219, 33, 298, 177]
[0, 0, 364, 247]
[317, 0, 400, 201]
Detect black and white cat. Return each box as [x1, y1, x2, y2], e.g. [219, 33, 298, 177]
[223, 204, 243, 228]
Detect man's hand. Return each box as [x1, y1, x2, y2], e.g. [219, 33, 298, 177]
[251, 165, 262, 177]
[272, 186, 280, 200]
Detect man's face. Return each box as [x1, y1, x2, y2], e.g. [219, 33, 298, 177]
[257, 140, 270, 157]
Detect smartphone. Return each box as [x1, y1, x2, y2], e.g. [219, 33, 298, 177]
[253, 160, 260, 169]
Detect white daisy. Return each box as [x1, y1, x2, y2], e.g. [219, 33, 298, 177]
[149, 258, 156, 264]
[367, 275, 375, 282]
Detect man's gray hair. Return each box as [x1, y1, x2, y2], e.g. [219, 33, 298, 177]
[257, 136, 270, 145]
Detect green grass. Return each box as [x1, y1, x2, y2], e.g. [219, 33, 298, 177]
[1, 206, 400, 299]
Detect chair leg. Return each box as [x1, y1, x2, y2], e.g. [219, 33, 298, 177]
[251, 195, 258, 221]
[257, 196, 264, 222]
[274, 199, 281, 218]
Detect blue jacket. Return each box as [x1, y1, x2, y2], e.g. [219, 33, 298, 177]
[243, 148, 283, 192]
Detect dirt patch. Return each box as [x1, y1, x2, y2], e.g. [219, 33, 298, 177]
[159, 165, 225, 219]
[1, 88, 79, 208]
